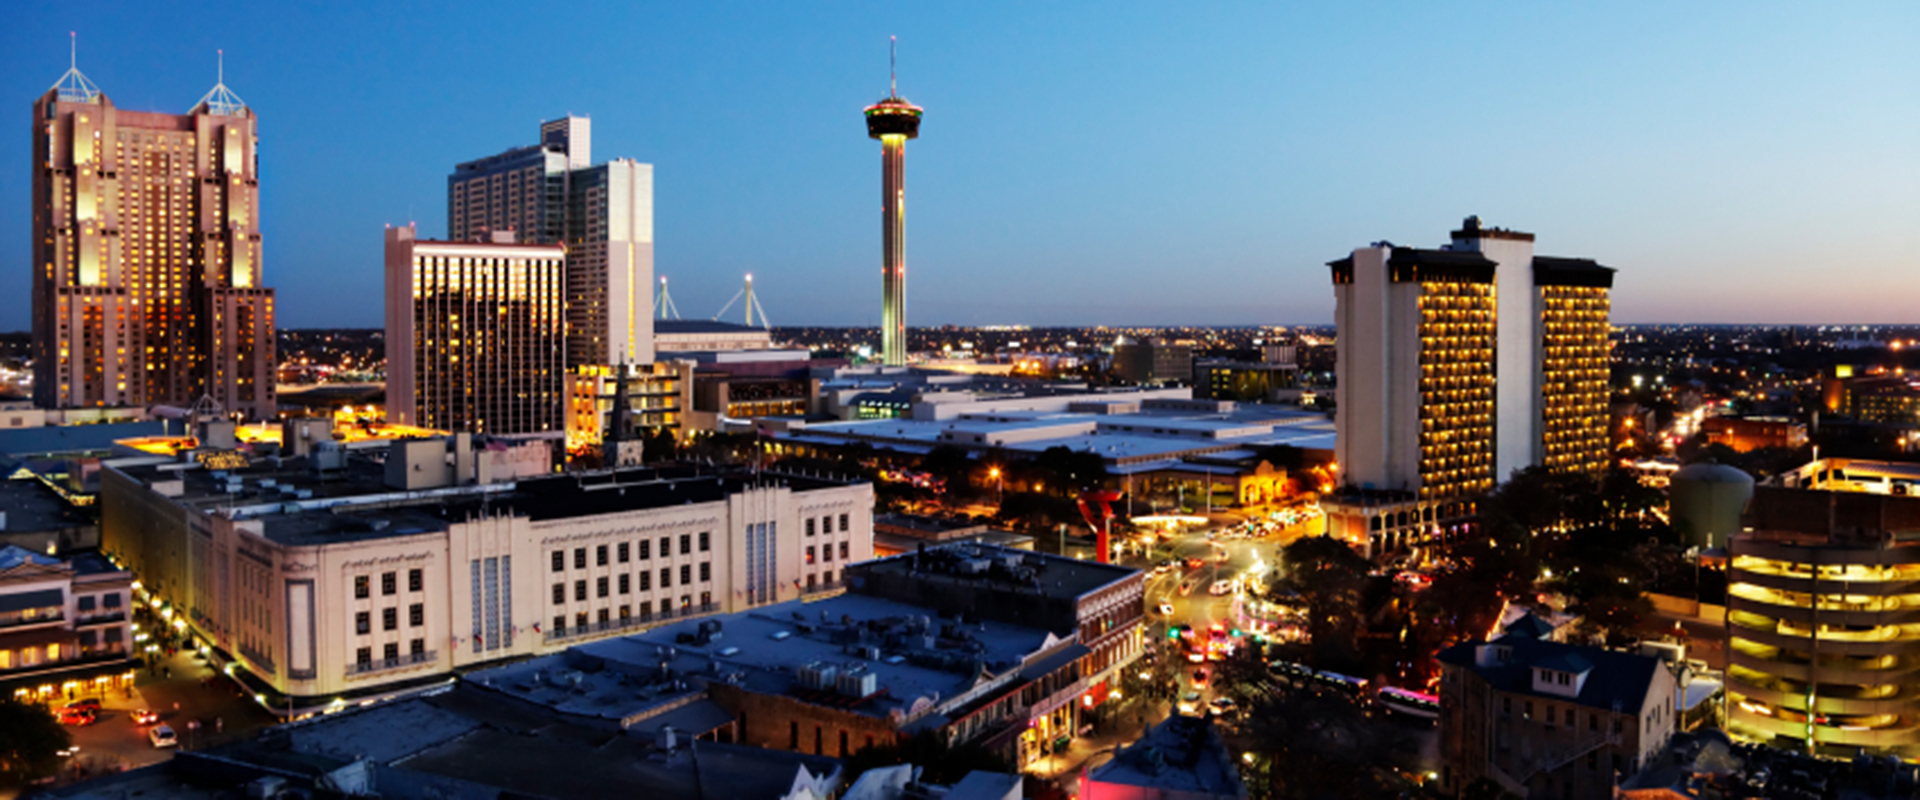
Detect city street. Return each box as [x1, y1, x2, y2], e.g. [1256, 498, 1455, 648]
[9, 650, 280, 798]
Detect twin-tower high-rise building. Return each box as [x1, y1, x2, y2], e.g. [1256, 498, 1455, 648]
[1324, 217, 1613, 554]
[31, 50, 277, 418]
[385, 116, 654, 435]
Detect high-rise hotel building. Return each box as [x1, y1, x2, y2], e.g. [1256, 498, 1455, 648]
[447, 116, 653, 368]
[31, 56, 276, 417]
[1323, 218, 1614, 556]
[384, 226, 566, 434]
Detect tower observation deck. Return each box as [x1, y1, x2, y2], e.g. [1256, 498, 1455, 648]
[864, 42, 922, 367]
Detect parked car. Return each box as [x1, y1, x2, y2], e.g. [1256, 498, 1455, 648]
[1157, 602, 1176, 616]
[131, 708, 160, 725]
[149, 724, 178, 748]
[1178, 692, 1202, 714]
[65, 698, 101, 711]
[57, 706, 97, 726]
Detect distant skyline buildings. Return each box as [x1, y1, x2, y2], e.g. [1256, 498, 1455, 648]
[29, 47, 276, 417]
[4, 7, 1917, 331]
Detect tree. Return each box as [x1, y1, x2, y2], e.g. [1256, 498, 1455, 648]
[920, 446, 978, 502]
[0, 698, 69, 784]
[1240, 680, 1418, 799]
[1209, 639, 1272, 707]
[1269, 535, 1378, 670]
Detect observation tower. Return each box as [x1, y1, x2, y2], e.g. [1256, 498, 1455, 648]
[864, 38, 922, 366]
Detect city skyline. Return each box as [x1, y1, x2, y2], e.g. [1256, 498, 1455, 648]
[3, 1, 1917, 331]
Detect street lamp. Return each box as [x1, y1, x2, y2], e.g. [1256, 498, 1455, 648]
[989, 466, 1003, 507]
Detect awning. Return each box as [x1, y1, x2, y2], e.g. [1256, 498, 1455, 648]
[0, 588, 63, 613]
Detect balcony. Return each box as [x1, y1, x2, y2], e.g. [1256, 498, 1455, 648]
[542, 604, 718, 645]
[345, 650, 437, 679]
[0, 610, 64, 630]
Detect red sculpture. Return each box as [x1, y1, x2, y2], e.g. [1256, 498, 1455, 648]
[1077, 489, 1124, 563]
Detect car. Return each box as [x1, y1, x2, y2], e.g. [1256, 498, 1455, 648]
[1209, 697, 1239, 713]
[149, 724, 178, 748]
[1157, 602, 1176, 616]
[1191, 667, 1209, 688]
[1178, 692, 1202, 714]
[1187, 650, 1207, 663]
[65, 698, 101, 711]
[57, 706, 97, 726]
[131, 709, 160, 725]
[1208, 580, 1233, 596]
[1178, 580, 1196, 597]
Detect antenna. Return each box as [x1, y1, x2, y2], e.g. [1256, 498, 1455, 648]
[51, 32, 102, 104]
[195, 48, 247, 116]
[890, 36, 897, 97]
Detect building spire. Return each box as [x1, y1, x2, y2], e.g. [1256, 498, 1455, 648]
[50, 31, 102, 103]
[195, 48, 248, 116]
[890, 36, 897, 98]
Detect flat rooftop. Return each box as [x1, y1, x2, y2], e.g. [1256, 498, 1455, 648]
[111, 456, 861, 546]
[46, 687, 845, 800]
[1090, 714, 1242, 796]
[471, 590, 1072, 725]
[856, 542, 1139, 602]
[0, 478, 92, 533]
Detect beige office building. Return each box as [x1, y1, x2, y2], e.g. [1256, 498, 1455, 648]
[31, 55, 275, 416]
[99, 438, 873, 715]
[384, 225, 567, 435]
[1321, 217, 1614, 556]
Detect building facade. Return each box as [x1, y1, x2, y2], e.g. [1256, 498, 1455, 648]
[32, 60, 275, 416]
[1702, 416, 1809, 453]
[0, 546, 135, 702]
[1725, 483, 1920, 759]
[99, 440, 872, 713]
[448, 116, 654, 368]
[1323, 218, 1614, 556]
[1437, 637, 1678, 799]
[384, 226, 567, 435]
[1113, 338, 1194, 386]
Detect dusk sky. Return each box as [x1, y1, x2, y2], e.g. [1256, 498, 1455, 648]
[4, 2, 1916, 330]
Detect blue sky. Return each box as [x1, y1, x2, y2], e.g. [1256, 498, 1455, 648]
[4, 2, 1916, 329]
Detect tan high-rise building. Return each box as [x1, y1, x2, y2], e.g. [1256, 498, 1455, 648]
[384, 226, 566, 434]
[1322, 218, 1614, 556]
[448, 116, 653, 368]
[31, 54, 276, 417]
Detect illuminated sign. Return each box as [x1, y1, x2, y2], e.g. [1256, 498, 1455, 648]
[197, 450, 250, 471]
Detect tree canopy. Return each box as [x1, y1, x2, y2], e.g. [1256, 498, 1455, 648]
[0, 698, 69, 784]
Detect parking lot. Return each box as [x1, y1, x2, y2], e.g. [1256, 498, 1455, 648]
[18, 649, 280, 795]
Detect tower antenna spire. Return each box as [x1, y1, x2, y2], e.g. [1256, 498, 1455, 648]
[52, 31, 101, 103]
[218, 48, 224, 85]
[890, 36, 897, 97]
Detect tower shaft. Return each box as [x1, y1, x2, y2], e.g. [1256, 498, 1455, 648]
[880, 134, 908, 366]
